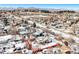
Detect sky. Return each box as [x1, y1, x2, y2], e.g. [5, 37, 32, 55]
[0, 4, 79, 10]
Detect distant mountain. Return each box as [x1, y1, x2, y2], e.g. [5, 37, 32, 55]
[0, 7, 16, 10]
[0, 7, 77, 13]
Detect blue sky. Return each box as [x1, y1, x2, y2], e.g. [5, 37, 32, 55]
[0, 4, 79, 10]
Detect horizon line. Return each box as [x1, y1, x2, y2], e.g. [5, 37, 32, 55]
[0, 4, 79, 10]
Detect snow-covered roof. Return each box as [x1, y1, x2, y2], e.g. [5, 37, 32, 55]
[0, 35, 13, 43]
